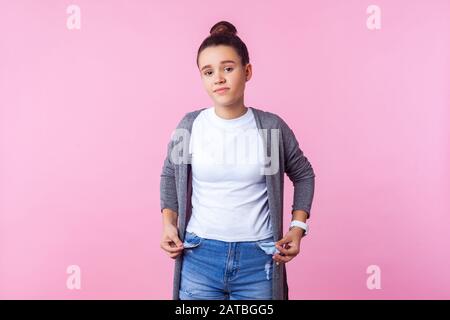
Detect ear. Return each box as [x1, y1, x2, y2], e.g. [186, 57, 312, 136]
[245, 63, 253, 81]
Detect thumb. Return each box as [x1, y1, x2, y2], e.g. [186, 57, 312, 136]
[276, 237, 288, 246]
[173, 236, 184, 247]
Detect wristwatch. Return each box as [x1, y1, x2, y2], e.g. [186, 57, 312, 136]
[289, 220, 309, 236]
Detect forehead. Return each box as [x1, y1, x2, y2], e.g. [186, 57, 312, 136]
[198, 45, 240, 68]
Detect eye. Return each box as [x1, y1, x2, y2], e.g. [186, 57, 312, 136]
[204, 70, 213, 76]
[225, 67, 234, 72]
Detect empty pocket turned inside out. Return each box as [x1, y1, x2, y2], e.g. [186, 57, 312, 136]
[256, 239, 280, 255]
[183, 232, 203, 249]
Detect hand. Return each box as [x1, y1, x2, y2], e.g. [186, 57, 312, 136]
[272, 227, 304, 264]
[160, 224, 184, 259]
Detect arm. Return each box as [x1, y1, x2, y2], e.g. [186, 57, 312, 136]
[162, 208, 178, 227]
[159, 118, 187, 259]
[280, 117, 316, 219]
[160, 138, 179, 215]
[274, 117, 316, 264]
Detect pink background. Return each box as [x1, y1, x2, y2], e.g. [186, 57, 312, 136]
[1, 0, 449, 299]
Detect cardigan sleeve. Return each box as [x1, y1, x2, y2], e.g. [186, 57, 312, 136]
[279, 117, 316, 219]
[160, 135, 179, 214]
[159, 113, 190, 214]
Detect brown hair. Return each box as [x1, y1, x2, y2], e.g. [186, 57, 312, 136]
[196, 21, 250, 68]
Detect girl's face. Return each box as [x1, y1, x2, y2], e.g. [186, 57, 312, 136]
[198, 45, 252, 108]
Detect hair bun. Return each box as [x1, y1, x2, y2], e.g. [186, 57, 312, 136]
[210, 21, 237, 36]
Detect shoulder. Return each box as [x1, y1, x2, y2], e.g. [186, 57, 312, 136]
[175, 107, 207, 129]
[251, 107, 291, 130]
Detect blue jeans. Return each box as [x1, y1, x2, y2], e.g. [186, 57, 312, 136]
[179, 231, 280, 300]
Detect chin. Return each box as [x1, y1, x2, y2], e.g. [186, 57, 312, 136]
[215, 99, 234, 106]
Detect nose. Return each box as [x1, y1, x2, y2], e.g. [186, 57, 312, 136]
[214, 74, 225, 85]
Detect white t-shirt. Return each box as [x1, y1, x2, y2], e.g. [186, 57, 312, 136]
[185, 106, 273, 242]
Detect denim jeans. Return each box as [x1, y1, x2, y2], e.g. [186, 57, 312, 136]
[179, 231, 280, 300]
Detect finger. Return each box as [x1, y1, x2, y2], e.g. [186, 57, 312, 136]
[275, 238, 288, 246]
[276, 244, 299, 256]
[281, 255, 293, 263]
[161, 242, 185, 253]
[273, 253, 293, 263]
[275, 245, 290, 255]
[272, 253, 284, 263]
[166, 238, 184, 248]
[169, 252, 181, 259]
[172, 237, 183, 248]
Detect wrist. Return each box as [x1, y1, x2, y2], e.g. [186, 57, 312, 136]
[289, 220, 309, 236]
[289, 226, 305, 237]
[162, 208, 178, 227]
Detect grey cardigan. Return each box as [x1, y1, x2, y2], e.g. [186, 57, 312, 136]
[160, 106, 316, 300]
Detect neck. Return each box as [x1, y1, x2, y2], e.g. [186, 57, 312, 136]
[214, 99, 247, 120]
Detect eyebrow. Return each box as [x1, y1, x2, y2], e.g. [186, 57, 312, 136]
[200, 60, 236, 72]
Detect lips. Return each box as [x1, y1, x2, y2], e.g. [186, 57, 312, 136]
[214, 87, 230, 93]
